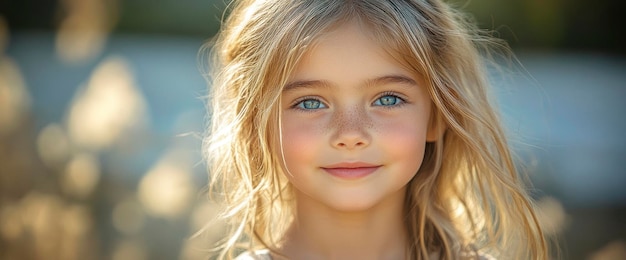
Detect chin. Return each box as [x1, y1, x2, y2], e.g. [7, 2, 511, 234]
[320, 192, 397, 213]
[327, 200, 379, 213]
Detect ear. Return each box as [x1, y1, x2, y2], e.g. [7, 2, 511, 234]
[426, 111, 446, 142]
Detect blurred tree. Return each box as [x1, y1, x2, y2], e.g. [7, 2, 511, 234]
[1, 0, 623, 53]
[453, 0, 625, 54]
[115, 0, 226, 37]
[0, 0, 58, 30]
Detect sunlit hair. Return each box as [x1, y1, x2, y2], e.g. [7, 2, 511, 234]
[203, 0, 548, 259]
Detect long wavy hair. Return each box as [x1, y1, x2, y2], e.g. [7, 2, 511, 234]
[203, 0, 548, 259]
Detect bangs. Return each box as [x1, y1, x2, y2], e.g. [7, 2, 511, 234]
[343, 1, 441, 88]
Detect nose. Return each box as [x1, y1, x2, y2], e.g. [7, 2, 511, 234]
[330, 109, 371, 150]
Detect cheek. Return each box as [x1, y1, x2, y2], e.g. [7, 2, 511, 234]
[280, 115, 325, 169]
[376, 114, 429, 169]
[385, 124, 427, 152]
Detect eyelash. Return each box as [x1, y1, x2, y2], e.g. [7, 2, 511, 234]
[289, 91, 407, 111]
[290, 96, 327, 111]
[373, 91, 407, 108]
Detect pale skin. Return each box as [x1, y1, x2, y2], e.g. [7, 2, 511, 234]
[277, 20, 438, 260]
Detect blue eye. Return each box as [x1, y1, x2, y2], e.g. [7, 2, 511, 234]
[296, 98, 327, 110]
[373, 94, 403, 106]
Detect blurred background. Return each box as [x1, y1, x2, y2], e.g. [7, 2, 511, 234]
[0, 0, 624, 259]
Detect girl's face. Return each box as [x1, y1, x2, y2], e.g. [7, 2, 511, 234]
[280, 21, 436, 212]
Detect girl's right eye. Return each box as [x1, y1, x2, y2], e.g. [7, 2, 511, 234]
[293, 98, 327, 110]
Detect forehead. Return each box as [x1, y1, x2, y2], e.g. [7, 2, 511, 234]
[289, 20, 414, 83]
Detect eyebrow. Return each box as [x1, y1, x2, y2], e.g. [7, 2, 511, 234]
[283, 79, 331, 92]
[283, 74, 417, 92]
[365, 75, 417, 88]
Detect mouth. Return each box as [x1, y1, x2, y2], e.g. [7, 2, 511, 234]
[321, 162, 381, 179]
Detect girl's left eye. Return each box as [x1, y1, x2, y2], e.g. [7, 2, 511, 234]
[373, 94, 404, 106]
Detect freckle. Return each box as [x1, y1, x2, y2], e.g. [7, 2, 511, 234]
[333, 113, 345, 132]
[349, 109, 372, 131]
[347, 110, 358, 129]
[327, 108, 376, 134]
[367, 120, 377, 133]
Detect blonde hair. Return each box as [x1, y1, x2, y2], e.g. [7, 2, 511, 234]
[203, 0, 548, 259]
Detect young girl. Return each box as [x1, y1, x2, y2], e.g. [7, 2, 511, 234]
[203, 0, 548, 259]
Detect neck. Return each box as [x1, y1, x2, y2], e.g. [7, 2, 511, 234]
[279, 188, 408, 260]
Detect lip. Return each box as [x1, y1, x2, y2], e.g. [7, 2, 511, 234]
[321, 162, 381, 179]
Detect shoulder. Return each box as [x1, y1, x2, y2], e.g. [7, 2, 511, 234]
[235, 249, 273, 260]
[477, 252, 496, 260]
[459, 248, 497, 260]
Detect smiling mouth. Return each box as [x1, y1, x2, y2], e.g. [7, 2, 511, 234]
[321, 162, 381, 179]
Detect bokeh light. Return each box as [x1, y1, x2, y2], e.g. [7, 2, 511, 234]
[56, 0, 117, 63]
[535, 196, 569, 236]
[67, 56, 148, 151]
[61, 152, 101, 199]
[58, 204, 94, 259]
[0, 57, 30, 136]
[0, 192, 96, 259]
[138, 149, 196, 219]
[36, 123, 71, 169]
[112, 196, 146, 235]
